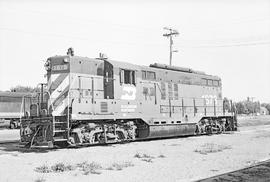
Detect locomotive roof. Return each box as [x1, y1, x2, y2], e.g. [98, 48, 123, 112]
[107, 59, 220, 80]
[49, 55, 220, 80]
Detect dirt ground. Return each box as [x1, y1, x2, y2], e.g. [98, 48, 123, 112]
[0, 115, 270, 182]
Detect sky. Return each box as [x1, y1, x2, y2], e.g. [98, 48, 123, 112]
[0, 0, 270, 103]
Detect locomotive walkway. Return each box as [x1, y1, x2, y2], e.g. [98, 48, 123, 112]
[197, 159, 270, 182]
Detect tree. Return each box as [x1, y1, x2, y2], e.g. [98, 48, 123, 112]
[235, 99, 265, 115]
[10, 85, 40, 93]
[223, 97, 231, 111]
[235, 102, 246, 114]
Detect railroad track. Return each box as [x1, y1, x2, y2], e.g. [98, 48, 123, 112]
[197, 159, 270, 182]
[0, 131, 235, 149]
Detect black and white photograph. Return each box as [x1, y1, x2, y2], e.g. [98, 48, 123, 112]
[0, 0, 270, 181]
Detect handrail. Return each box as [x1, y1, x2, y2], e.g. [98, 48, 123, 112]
[20, 93, 34, 118]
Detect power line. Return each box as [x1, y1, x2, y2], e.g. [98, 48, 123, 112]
[1, 26, 269, 50]
[178, 41, 270, 48]
[0, 26, 166, 48]
[2, 7, 270, 48]
[163, 27, 179, 66]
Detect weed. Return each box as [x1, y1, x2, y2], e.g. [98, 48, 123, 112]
[64, 164, 75, 171]
[35, 160, 133, 176]
[107, 161, 134, 170]
[141, 158, 153, 163]
[142, 154, 154, 159]
[51, 162, 74, 172]
[35, 165, 51, 173]
[77, 161, 102, 175]
[134, 152, 155, 159]
[194, 143, 231, 155]
[158, 154, 166, 158]
[134, 153, 142, 158]
[134, 152, 155, 163]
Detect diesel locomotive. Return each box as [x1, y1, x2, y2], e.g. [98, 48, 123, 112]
[20, 48, 237, 147]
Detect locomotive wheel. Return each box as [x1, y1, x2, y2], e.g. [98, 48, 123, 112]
[216, 124, 222, 134]
[10, 123, 16, 129]
[89, 133, 97, 144]
[195, 124, 201, 135]
[205, 125, 212, 135]
[116, 130, 126, 141]
[68, 136, 75, 145]
[89, 132, 100, 144]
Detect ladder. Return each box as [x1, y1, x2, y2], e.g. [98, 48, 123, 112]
[50, 89, 70, 143]
[53, 116, 69, 143]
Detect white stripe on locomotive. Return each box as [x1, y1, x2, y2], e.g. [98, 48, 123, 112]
[52, 97, 68, 116]
[47, 73, 60, 90]
[50, 75, 69, 104]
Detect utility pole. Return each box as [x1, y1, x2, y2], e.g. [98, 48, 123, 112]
[247, 96, 256, 115]
[163, 27, 179, 66]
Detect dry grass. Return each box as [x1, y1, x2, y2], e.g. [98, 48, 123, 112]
[35, 162, 99, 175]
[35, 163, 75, 173]
[141, 158, 153, 163]
[36, 160, 135, 175]
[51, 163, 74, 172]
[134, 152, 155, 159]
[106, 161, 134, 170]
[77, 161, 102, 175]
[194, 143, 232, 155]
[35, 164, 51, 173]
[134, 152, 156, 163]
[158, 154, 166, 158]
[35, 160, 135, 175]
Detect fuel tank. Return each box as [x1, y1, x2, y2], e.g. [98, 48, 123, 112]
[147, 123, 196, 138]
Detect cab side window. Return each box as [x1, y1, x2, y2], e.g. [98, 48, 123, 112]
[168, 83, 173, 99]
[207, 79, 213, 86]
[174, 83, 178, 100]
[142, 71, 147, 79]
[142, 70, 156, 80]
[213, 80, 219, 86]
[120, 69, 136, 85]
[161, 82, 166, 100]
[147, 71, 156, 80]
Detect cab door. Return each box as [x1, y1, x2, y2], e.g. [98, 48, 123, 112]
[104, 61, 114, 99]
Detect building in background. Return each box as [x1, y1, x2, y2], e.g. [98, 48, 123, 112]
[260, 106, 269, 115]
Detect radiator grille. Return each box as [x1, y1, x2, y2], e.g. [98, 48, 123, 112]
[100, 102, 108, 113]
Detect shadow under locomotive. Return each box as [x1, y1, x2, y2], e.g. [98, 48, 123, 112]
[20, 48, 237, 148]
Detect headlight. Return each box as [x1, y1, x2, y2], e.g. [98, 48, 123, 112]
[44, 59, 51, 71]
[63, 57, 69, 63]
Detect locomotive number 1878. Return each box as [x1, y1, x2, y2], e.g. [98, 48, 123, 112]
[52, 64, 68, 71]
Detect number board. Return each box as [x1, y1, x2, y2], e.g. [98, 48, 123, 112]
[51, 64, 68, 71]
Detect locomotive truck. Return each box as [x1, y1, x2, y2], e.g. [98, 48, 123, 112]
[20, 48, 237, 147]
